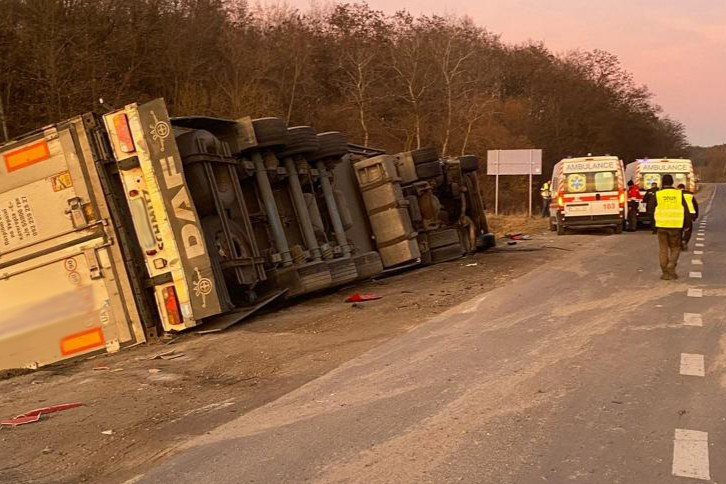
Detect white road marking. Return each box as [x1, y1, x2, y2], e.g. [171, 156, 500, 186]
[692, 259, 703, 265]
[680, 353, 705, 376]
[693, 250, 704, 255]
[696, 237, 705, 241]
[695, 243, 705, 247]
[687, 288, 703, 298]
[683, 313, 703, 326]
[673, 429, 710, 480]
[689, 272, 702, 279]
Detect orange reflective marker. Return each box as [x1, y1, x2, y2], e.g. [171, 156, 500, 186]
[60, 327, 105, 356]
[4, 140, 50, 172]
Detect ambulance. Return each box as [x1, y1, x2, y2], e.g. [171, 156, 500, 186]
[625, 158, 696, 226]
[549, 156, 627, 235]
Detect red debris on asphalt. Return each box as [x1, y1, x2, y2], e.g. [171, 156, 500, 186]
[1, 414, 41, 427]
[345, 293, 382, 303]
[1, 402, 84, 427]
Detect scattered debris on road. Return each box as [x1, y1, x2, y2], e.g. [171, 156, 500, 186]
[1, 402, 84, 427]
[345, 293, 382, 303]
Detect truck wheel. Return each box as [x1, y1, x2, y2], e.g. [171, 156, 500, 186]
[310, 132, 348, 161]
[411, 147, 439, 165]
[251, 117, 288, 149]
[556, 223, 565, 236]
[415, 160, 444, 180]
[279, 126, 319, 157]
[614, 223, 623, 234]
[548, 217, 556, 232]
[458, 155, 479, 172]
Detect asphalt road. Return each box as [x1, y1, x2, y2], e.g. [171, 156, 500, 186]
[137, 184, 723, 484]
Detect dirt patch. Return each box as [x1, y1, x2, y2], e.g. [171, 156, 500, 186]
[488, 214, 550, 238]
[0, 223, 588, 484]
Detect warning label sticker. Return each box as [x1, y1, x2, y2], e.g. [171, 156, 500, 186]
[50, 171, 73, 192]
[0, 197, 39, 248]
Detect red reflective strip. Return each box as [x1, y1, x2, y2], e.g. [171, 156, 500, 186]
[564, 195, 618, 202]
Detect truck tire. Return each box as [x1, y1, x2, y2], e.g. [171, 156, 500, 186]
[310, 132, 348, 161]
[548, 217, 556, 232]
[556, 222, 566, 235]
[251, 117, 288, 149]
[415, 160, 443, 180]
[411, 147, 439, 165]
[458, 155, 479, 172]
[279, 126, 319, 157]
[614, 222, 623, 234]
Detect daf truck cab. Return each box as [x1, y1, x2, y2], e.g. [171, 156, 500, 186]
[625, 158, 696, 226]
[549, 156, 626, 235]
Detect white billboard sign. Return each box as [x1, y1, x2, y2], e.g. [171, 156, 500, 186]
[487, 149, 543, 175]
[486, 149, 543, 216]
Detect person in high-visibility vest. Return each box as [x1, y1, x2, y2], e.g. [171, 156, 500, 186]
[540, 181, 552, 218]
[677, 183, 699, 251]
[653, 174, 691, 280]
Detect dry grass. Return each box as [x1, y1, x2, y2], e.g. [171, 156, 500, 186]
[487, 213, 550, 237]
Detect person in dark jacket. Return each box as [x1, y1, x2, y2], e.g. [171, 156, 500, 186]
[642, 182, 659, 234]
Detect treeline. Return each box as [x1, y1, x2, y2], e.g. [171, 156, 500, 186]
[0, 0, 687, 207]
[690, 145, 726, 182]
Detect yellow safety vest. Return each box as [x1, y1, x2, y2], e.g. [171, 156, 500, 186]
[654, 188, 685, 228]
[684, 192, 696, 215]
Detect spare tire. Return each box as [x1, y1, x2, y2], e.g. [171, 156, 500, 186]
[411, 147, 439, 165]
[251, 117, 287, 149]
[415, 160, 444, 180]
[459, 155, 479, 172]
[310, 131, 348, 161]
[278, 126, 319, 157]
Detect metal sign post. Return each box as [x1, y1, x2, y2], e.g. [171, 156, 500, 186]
[528, 150, 533, 218]
[495, 150, 500, 215]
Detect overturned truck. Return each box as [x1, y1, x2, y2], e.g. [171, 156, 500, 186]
[0, 99, 493, 370]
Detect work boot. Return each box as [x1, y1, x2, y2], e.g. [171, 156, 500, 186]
[660, 272, 672, 280]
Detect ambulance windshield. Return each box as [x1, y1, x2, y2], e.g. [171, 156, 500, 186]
[642, 172, 688, 189]
[564, 171, 617, 193]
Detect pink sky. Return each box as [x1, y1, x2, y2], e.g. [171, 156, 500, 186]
[292, 0, 725, 146]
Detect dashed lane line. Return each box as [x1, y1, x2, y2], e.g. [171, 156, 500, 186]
[673, 429, 711, 480]
[692, 259, 703, 265]
[695, 243, 705, 248]
[680, 353, 705, 376]
[689, 272, 703, 279]
[687, 289, 702, 298]
[683, 313, 703, 326]
[694, 250, 704, 255]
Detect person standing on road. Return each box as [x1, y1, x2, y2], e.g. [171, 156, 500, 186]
[540, 181, 552, 218]
[643, 182, 659, 234]
[654, 174, 690, 280]
[677, 183, 699, 251]
[627, 180, 641, 231]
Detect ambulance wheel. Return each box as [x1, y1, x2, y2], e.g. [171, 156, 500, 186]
[556, 223, 566, 236]
[548, 217, 556, 232]
[614, 223, 623, 234]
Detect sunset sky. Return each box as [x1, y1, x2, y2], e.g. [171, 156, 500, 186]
[293, 0, 725, 146]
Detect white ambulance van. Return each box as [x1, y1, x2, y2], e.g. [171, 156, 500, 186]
[625, 158, 696, 226]
[549, 156, 626, 235]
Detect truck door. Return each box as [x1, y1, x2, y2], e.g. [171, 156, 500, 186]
[0, 118, 145, 370]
